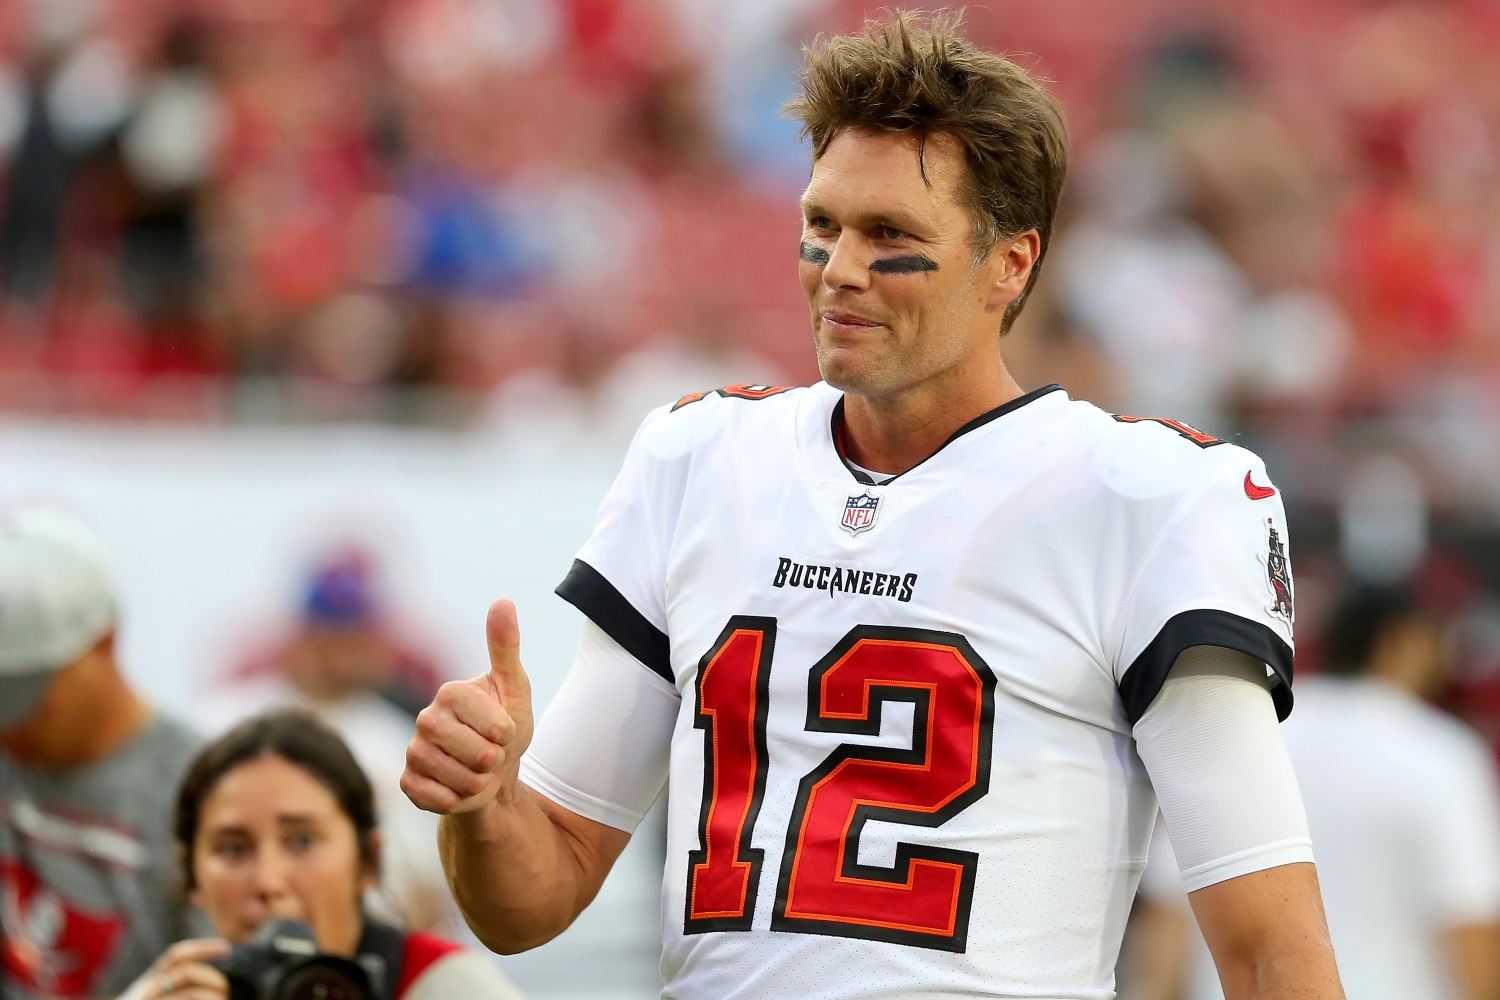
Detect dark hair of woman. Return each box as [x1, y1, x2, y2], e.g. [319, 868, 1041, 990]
[175, 709, 379, 889]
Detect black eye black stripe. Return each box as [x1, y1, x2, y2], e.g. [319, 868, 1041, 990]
[800, 243, 938, 274]
[800, 242, 831, 266]
[869, 255, 938, 274]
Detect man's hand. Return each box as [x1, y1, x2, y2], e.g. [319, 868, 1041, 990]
[399, 599, 629, 954]
[402, 599, 534, 815]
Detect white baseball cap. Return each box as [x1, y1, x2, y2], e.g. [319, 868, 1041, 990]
[0, 509, 116, 728]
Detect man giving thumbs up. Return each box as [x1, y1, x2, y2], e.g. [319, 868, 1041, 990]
[402, 14, 1344, 999]
[400, 600, 636, 951]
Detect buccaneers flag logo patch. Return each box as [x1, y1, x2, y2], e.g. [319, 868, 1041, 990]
[1265, 521, 1294, 622]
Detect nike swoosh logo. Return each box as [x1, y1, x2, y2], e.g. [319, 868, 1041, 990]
[1244, 471, 1276, 500]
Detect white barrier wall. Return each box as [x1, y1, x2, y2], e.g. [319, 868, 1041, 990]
[0, 418, 627, 711]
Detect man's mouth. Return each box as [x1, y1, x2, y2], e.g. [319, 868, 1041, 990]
[821, 310, 882, 332]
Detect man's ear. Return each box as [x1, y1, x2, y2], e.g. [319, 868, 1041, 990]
[983, 230, 1040, 313]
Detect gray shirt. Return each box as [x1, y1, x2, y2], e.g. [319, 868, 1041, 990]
[1, 716, 203, 999]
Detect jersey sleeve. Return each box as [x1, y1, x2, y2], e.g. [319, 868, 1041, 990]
[1114, 456, 1296, 725]
[555, 405, 690, 685]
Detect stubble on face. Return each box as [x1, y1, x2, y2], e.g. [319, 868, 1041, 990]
[813, 281, 980, 400]
[800, 130, 988, 403]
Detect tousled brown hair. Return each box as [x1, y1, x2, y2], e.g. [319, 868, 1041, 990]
[785, 10, 1068, 332]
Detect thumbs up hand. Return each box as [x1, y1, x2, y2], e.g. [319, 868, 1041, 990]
[402, 600, 535, 815]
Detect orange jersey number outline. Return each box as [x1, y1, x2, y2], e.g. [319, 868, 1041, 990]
[672, 385, 796, 411]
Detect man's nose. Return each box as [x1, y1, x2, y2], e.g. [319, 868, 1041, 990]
[822, 233, 870, 292]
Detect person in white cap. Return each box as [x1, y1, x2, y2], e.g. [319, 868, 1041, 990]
[0, 508, 203, 1000]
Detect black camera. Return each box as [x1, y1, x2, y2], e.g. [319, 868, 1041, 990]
[214, 920, 380, 1000]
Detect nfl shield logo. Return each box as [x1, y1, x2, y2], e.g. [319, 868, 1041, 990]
[841, 492, 880, 535]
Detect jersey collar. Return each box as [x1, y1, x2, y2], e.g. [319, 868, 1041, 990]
[830, 383, 1066, 486]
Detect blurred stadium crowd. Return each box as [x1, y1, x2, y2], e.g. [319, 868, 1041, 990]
[5, 0, 1500, 994]
[10, 0, 1494, 426]
[0, 0, 811, 424]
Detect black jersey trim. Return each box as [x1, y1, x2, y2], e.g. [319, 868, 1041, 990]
[555, 559, 673, 684]
[831, 401, 876, 485]
[830, 384, 1064, 485]
[1119, 609, 1294, 726]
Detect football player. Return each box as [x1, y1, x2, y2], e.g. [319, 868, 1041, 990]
[402, 13, 1344, 999]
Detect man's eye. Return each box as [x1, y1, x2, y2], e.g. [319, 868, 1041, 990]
[810, 217, 832, 230]
[883, 226, 904, 241]
[215, 841, 250, 860]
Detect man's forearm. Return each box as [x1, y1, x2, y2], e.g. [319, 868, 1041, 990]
[439, 787, 625, 953]
[1214, 943, 1345, 1000]
[1190, 864, 1344, 1000]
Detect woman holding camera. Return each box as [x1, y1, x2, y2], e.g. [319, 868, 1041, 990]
[120, 710, 526, 1000]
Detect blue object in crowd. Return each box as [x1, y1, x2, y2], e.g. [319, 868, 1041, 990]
[303, 551, 375, 626]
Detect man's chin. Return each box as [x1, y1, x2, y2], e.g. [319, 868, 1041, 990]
[818, 348, 946, 402]
[818, 365, 906, 399]
[816, 353, 879, 394]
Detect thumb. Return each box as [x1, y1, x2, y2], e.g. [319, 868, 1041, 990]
[485, 599, 530, 706]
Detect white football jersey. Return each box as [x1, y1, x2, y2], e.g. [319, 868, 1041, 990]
[551, 381, 1294, 1000]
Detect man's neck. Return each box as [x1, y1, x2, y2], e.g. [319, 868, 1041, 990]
[840, 358, 1025, 476]
[1, 666, 152, 768]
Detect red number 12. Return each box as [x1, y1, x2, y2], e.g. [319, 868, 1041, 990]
[684, 621, 996, 952]
[684, 617, 776, 932]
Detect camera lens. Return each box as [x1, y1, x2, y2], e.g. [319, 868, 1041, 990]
[274, 964, 369, 1000]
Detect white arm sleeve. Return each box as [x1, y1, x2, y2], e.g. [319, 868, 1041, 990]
[518, 620, 679, 833]
[1134, 644, 1314, 893]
